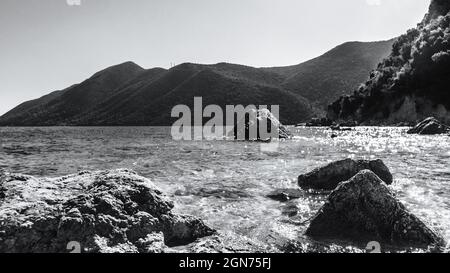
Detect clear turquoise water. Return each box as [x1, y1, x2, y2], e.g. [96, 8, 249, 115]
[1, 126, 449, 251]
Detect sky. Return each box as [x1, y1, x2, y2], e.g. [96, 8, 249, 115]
[0, 0, 431, 115]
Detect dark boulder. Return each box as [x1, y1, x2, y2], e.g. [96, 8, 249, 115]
[306, 170, 445, 248]
[298, 159, 393, 191]
[0, 169, 215, 253]
[407, 117, 449, 135]
[230, 109, 292, 141]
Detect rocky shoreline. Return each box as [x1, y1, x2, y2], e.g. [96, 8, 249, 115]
[0, 169, 215, 253]
[1, 157, 446, 253]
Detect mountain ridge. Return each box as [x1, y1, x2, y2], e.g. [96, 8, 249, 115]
[264, 39, 395, 109]
[0, 40, 394, 126]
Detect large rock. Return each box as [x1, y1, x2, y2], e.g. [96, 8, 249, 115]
[298, 159, 393, 190]
[0, 169, 215, 253]
[306, 170, 445, 248]
[230, 109, 292, 141]
[407, 117, 449, 135]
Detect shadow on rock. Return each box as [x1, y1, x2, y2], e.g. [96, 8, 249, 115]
[0, 169, 215, 253]
[407, 117, 450, 135]
[305, 170, 445, 249]
[298, 158, 393, 191]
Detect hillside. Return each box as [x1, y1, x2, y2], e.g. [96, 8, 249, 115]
[63, 63, 314, 126]
[0, 62, 149, 126]
[0, 40, 393, 126]
[265, 40, 394, 109]
[328, 0, 450, 125]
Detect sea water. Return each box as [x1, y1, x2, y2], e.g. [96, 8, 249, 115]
[1, 126, 449, 251]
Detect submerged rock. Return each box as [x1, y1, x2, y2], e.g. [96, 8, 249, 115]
[407, 117, 449, 135]
[267, 188, 303, 202]
[298, 159, 393, 191]
[0, 169, 215, 253]
[230, 108, 292, 141]
[175, 187, 252, 200]
[306, 170, 445, 248]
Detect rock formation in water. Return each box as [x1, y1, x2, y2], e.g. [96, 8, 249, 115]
[328, 0, 450, 125]
[230, 109, 292, 141]
[407, 117, 450, 135]
[298, 159, 393, 190]
[0, 169, 215, 253]
[306, 170, 445, 248]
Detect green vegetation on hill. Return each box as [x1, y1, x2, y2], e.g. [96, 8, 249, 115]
[328, 0, 450, 125]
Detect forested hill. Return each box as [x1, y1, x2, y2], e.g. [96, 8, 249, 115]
[0, 40, 393, 126]
[328, 0, 450, 125]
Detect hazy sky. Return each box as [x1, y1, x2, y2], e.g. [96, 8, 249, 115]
[0, 0, 430, 115]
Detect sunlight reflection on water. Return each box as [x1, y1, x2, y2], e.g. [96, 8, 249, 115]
[0, 126, 449, 251]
